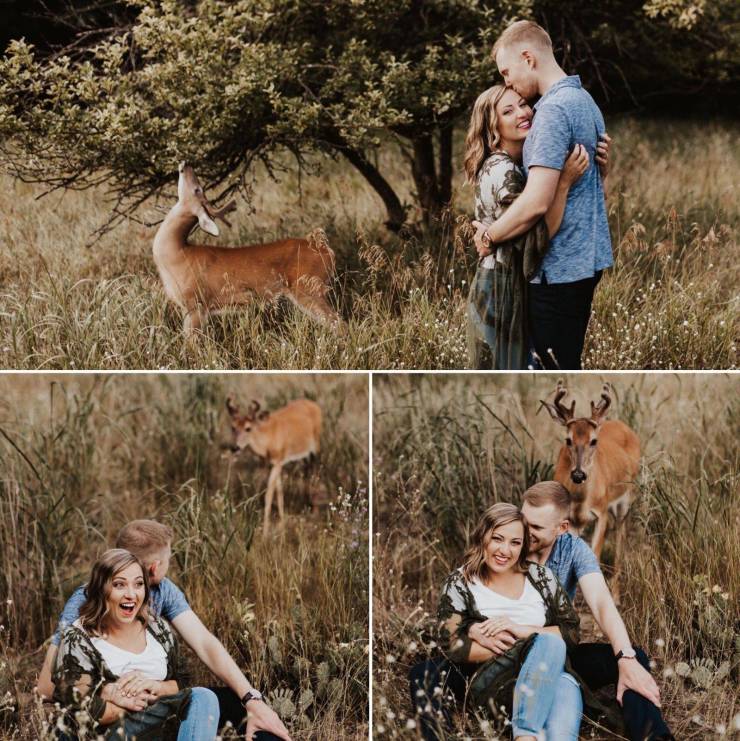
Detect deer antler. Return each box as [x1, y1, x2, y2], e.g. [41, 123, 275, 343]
[590, 383, 612, 422]
[225, 396, 239, 416]
[246, 399, 261, 420]
[539, 380, 576, 426]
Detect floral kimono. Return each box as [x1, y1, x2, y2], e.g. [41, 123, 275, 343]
[53, 614, 192, 740]
[438, 561, 622, 730]
[467, 152, 549, 370]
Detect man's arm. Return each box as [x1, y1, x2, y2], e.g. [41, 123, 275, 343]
[171, 610, 291, 740]
[578, 572, 661, 707]
[36, 644, 57, 700]
[475, 166, 561, 244]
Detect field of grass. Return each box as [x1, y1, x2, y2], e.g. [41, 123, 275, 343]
[0, 373, 369, 740]
[373, 373, 739, 739]
[0, 117, 736, 370]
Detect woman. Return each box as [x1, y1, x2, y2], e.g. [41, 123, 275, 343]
[437, 503, 582, 740]
[53, 549, 219, 740]
[463, 84, 609, 369]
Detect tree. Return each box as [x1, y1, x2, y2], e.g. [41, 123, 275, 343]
[1, 0, 736, 236]
[0, 0, 529, 234]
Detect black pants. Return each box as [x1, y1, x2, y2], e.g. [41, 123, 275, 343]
[210, 686, 283, 740]
[528, 272, 602, 370]
[569, 644, 672, 741]
[408, 658, 476, 741]
[408, 644, 673, 741]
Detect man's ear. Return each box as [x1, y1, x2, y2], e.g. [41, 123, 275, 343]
[148, 561, 159, 578]
[522, 49, 535, 69]
[559, 519, 570, 535]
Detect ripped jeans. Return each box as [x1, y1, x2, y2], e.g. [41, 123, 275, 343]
[512, 633, 582, 740]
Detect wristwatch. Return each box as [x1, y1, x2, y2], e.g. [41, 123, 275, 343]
[615, 647, 637, 661]
[241, 689, 263, 705]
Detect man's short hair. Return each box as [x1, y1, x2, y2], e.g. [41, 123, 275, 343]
[492, 20, 553, 59]
[115, 519, 173, 565]
[522, 481, 570, 517]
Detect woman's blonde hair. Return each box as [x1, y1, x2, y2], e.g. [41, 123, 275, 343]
[463, 84, 508, 184]
[79, 548, 150, 635]
[461, 502, 530, 582]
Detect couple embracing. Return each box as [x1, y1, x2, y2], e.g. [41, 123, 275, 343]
[410, 482, 675, 740]
[37, 520, 290, 740]
[465, 20, 613, 370]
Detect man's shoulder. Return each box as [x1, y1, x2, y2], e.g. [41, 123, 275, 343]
[553, 531, 591, 557]
[555, 532, 602, 574]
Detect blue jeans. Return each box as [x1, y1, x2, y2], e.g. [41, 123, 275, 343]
[177, 687, 220, 741]
[512, 633, 582, 740]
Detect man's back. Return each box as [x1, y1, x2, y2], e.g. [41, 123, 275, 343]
[523, 75, 613, 284]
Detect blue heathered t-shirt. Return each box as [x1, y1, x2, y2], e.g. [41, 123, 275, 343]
[51, 576, 191, 645]
[545, 532, 601, 601]
[523, 75, 613, 284]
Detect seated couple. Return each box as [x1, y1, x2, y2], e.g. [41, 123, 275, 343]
[410, 483, 674, 740]
[36, 519, 291, 740]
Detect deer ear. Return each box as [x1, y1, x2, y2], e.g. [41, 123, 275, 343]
[198, 210, 219, 236]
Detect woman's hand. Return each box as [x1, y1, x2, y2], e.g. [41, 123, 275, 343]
[560, 144, 589, 187]
[596, 132, 611, 179]
[476, 617, 530, 640]
[471, 220, 493, 258]
[468, 622, 517, 655]
[101, 681, 153, 712]
[116, 671, 172, 699]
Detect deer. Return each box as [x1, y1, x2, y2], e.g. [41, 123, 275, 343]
[153, 162, 342, 335]
[225, 396, 322, 536]
[540, 381, 640, 601]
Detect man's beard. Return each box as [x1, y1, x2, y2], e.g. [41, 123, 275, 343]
[528, 537, 552, 555]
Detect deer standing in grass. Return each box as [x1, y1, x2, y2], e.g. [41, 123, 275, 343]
[226, 396, 322, 536]
[153, 162, 341, 335]
[540, 382, 640, 601]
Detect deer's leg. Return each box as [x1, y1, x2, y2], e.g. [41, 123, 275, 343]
[288, 288, 343, 330]
[276, 465, 285, 526]
[264, 464, 281, 536]
[183, 306, 206, 336]
[590, 510, 609, 561]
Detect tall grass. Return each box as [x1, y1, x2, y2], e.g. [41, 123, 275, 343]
[373, 373, 739, 739]
[0, 118, 736, 369]
[0, 373, 369, 740]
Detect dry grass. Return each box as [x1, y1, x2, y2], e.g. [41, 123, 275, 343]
[0, 117, 737, 370]
[0, 373, 369, 740]
[372, 373, 739, 739]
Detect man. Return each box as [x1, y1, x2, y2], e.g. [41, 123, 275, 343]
[37, 519, 291, 741]
[472, 20, 613, 370]
[409, 482, 673, 740]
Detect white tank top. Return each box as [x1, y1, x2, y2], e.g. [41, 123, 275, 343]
[88, 624, 168, 679]
[468, 576, 547, 626]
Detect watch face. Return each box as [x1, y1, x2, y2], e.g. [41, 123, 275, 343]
[620, 648, 637, 659]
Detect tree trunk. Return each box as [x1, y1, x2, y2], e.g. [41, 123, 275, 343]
[438, 124, 453, 206]
[339, 148, 406, 231]
[411, 134, 441, 227]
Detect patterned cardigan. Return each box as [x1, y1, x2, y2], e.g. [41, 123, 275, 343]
[53, 614, 192, 740]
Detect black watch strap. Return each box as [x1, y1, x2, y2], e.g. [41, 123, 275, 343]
[241, 689, 263, 705]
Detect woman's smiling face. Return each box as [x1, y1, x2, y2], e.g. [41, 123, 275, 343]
[106, 562, 146, 626]
[484, 519, 525, 574]
[494, 88, 532, 145]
